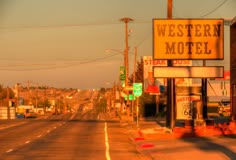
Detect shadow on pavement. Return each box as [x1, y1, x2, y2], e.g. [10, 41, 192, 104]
[180, 133, 236, 160]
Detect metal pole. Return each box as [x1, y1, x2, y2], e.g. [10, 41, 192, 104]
[166, 0, 175, 129]
[202, 60, 208, 119]
[136, 96, 139, 127]
[132, 47, 137, 121]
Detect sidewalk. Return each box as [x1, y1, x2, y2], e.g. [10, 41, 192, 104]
[123, 116, 236, 139]
[120, 116, 236, 160]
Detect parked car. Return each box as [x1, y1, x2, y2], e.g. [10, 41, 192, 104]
[218, 99, 230, 114]
[25, 109, 37, 118]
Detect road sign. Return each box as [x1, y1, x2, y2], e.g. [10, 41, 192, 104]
[120, 66, 126, 81]
[124, 94, 136, 100]
[133, 83, 142, 97]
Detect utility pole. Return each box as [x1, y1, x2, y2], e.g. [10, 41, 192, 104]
[120, 17, 133, 87]
[120, 17, 133, 116]
[16, 83, 20, 108]
[44, 86, 47, 113]
[27, 80, 31, 105]
[132, 47, 137, 121]
[166, 0, 175, 129]
[35, 83, 38, 113]
[7, 87, 10, 119]
[133, 47, 137, 84]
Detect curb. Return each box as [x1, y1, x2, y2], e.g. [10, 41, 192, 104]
[134, 122, 236, 140]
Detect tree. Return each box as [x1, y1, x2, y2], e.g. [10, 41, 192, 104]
[129, 57, 143, 84]
[127, 58, 157, 116]
[0, 85, 15, 100]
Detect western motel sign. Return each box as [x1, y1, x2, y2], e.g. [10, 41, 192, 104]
[153, 19, 224, 60]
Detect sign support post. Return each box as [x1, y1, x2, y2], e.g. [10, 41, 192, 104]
[202, 61, 208, 119]
[133, 83, 142, 127]
[166, 0, 175, 130]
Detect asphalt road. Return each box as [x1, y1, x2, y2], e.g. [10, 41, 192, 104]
[0, 112, 147, 160]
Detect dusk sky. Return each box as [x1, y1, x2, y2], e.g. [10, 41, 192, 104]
[0, 0, 235, 89]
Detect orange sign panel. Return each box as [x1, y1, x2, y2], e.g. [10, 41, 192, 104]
[153, 66, 224, 78]
[153, 19, 224, 60]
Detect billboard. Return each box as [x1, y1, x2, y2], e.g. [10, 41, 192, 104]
[153, 19, 224, 60]
[143, 56, 166, 94]
[143, 56, 193, 93]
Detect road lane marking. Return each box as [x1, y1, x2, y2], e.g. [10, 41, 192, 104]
[0, 122, 27, 130]
[104, 122, 111, 160]
[6, 149, 13, 153]
[25, 141, 30, 144]
[37, 135, 42, 138]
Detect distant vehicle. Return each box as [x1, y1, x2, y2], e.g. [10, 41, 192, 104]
[17, 105, 37, 118]
[25, 109, 37, 118]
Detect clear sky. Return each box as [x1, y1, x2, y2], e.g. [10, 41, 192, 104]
[0, 0, 235, 89]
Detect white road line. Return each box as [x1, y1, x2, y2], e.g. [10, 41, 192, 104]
[37, 135, 42, 138]
[104, 122, 111, 160]
[25, 141, 30, 144]
[0, 122, 27, 130]
[6, 149, 13, 153]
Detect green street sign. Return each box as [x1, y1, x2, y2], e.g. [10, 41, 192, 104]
[124, 94, 136, 100]
[120, 66, 126, 81]
[133, 83, 142, 97]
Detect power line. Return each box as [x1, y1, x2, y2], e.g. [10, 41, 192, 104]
[0, 19, 152, 32]
[133, 0, 230, 52]
[200, 0, 229, 18]
[134, 31, 152, 48]
[0, 52, 123, 71]
[0, 22, 121, 30]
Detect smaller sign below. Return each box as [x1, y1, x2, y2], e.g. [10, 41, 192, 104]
[176, 95, 201, 120]
[133, 83, 143, 97]
[120, 66, 126, 81]
[124, 94, 136, 100]
[153, 66, 224, 78]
